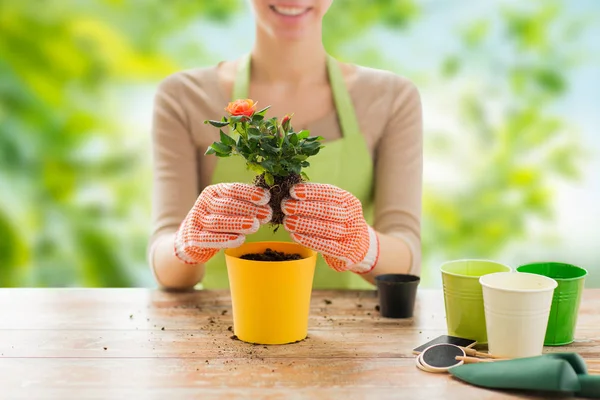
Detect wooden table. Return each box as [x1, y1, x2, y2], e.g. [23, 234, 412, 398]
[0, 289, 598, 399]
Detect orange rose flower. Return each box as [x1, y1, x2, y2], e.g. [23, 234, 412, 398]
[225, 99, 256, 117]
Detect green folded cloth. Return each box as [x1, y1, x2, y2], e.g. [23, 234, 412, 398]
[449, 353, 600, 398]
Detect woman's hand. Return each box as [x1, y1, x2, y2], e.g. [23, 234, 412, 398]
[282, 183, 380, 274]
[174, 183, 272, 264]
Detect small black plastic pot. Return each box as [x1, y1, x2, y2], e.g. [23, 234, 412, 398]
[375, 274, 420, 318]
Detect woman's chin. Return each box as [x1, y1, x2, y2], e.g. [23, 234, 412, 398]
[272, 28, 313, 40]
[264, 20, 319, 41]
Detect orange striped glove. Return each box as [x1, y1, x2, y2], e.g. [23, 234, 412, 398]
[174, 183, 272, 264]
[282, 183, 380, 274]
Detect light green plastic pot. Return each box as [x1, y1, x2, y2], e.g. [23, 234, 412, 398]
[441, 259, 512, 344]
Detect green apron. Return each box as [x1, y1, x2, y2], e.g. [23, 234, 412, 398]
[203, 54, 374, 289]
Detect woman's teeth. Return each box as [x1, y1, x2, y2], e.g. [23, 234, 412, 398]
[272, 6, 308, 16]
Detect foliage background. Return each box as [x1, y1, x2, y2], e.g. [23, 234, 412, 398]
[1, 0, 598, 288]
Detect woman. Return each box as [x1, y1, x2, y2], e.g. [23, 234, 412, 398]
[149, 0, 423, 290]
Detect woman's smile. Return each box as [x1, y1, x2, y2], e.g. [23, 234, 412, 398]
[269, 4, 313, 19]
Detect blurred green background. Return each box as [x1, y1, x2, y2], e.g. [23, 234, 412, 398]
[1, 0, 599, 288]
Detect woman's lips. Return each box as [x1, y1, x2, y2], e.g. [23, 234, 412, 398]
[269, 4, 312, 18]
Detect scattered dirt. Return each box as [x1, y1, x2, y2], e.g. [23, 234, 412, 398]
[289, 337, 307, 344]
[221, 310, 227, 316]
[375, 305, 380, 312]
[241, 248, 302, 261]
[103, 347, 107, 350]
[323, 299, 332, 305]
[231, 335, 239, 341]
[161, 327, 165, 331]
[227, 326, 233, 332]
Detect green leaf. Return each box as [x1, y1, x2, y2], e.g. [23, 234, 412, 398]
[247, 140, 259, 152]
[210, 142, 232, 155]
[292, 154, 308, 162]
[260, 159, 275, 171]
[264, 172, 274, 186]
[261, 142, 281, 154]
[219, 130, 236, 146]
[297, 130, 310, 140]
[229, 115, 246, 124]
[256, 106, 271, 115]
[305, 136, 324, 142]
[289, 133, 299, 145]
[247, 127, 262, 140]
[205, 119, 229, 128]
[301, 172, 310, 181]
[305, 148, 322, 157]
[205, 146, 216, 155]
[235, 124, 248, 140]
[247, 163, 265, 174]
[302, 141, 322, 152]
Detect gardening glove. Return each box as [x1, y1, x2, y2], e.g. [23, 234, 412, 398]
[282, 183, 379, 274]
[174, 183, 272, 264]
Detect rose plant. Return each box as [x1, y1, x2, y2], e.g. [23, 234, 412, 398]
[204, 99, 324, 225]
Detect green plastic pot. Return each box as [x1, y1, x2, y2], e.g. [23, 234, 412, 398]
[516, 262, 587, 346]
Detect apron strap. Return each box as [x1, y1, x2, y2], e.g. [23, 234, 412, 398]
[327, 55, 361, 139]
[232, 53, 251, 100]
[231, 53, 360, 139]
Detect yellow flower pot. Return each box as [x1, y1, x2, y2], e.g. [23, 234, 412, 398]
[224, 241, 317, 344]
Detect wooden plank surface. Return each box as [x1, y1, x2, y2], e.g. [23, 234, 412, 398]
[0, 288, 597, 399]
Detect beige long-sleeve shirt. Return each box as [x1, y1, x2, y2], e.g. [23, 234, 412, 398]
[150, 63, 423, 274]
